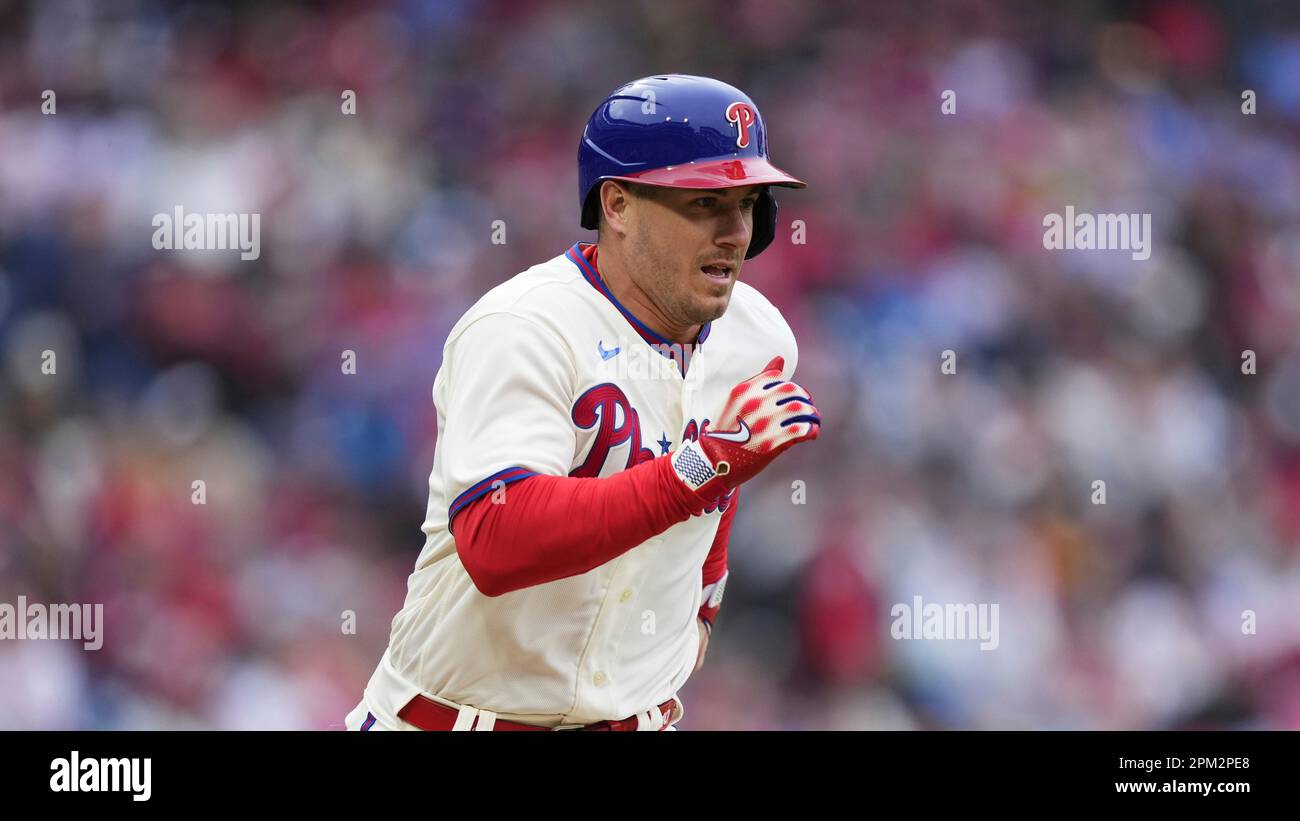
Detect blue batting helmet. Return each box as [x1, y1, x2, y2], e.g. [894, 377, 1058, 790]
[578, 74, 805, 259]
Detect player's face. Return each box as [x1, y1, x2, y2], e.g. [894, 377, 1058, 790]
[626, 184, 762, 327]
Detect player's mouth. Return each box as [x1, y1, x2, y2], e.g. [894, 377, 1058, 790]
[699, 262, 734, 283]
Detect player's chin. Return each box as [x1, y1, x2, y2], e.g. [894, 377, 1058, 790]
[687, 270, 733, 317]
[689, 292, 730, 324]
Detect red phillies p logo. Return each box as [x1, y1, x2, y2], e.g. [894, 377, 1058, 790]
[725, 102, 756, 148]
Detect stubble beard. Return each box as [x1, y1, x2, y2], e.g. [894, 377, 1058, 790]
[628, 230, 730, 329]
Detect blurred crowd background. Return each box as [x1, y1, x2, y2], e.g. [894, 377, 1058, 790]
[2, 0, 1300, 729]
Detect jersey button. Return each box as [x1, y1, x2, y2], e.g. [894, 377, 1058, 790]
[593, 671, 607, 686]
[619, 588, 633, 603]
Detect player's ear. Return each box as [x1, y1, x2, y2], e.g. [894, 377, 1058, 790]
[600, 180, 634, 238]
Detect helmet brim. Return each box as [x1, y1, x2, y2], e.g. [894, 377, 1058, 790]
[607, 156, 806, 190]
[579, 157, 805, 230]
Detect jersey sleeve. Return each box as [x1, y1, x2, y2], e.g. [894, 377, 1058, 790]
[438, 311, 578, 527]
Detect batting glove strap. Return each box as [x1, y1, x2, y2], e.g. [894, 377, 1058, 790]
[671, 439, 719, 492]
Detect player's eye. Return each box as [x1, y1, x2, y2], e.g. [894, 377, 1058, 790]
[694, 197, 718, 208]
[740, 198, 757, 211]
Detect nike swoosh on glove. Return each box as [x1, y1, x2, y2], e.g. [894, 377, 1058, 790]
[670, 355, 821, 504]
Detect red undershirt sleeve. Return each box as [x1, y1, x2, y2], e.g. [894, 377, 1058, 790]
[697, 490, 735, 633]
[450, 453, 712, 597]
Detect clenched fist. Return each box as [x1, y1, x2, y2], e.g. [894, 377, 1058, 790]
[670, 356, 820, 503]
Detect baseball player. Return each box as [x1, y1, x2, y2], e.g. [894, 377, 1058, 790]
[346, 74, 821, 731]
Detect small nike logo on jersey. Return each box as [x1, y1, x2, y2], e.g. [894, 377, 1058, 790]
[706, 420, 751, 444]
[598, 341, 621, 360]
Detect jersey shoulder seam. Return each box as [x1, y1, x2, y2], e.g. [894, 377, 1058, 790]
[457, 261, 587, 323]
[495, 266, 586, 313]
[448, 306, 579, 380]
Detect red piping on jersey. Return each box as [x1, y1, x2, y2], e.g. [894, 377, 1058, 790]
[448, 466, 537, 523]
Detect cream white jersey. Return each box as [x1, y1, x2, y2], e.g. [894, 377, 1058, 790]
[356, 241, 799, 728]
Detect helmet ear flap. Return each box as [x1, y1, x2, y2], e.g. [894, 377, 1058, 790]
[744, 187, 778, 259]
[581, 185, 601, 230]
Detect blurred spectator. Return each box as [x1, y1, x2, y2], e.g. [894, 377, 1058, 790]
[0, 0, 1297, 729]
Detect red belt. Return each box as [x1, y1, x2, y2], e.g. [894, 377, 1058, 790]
[397, 694, 678, 731]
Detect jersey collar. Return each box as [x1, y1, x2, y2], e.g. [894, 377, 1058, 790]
[565, 242, 712, 369]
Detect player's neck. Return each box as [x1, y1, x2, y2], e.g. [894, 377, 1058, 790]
[594, 244, 701, 345]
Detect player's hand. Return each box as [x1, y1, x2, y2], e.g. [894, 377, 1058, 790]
[670, 356, 820, 503]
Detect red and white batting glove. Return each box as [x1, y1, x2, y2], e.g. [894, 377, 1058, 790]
[671, 356, 821, 504]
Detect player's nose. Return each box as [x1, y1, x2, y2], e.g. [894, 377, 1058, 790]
[713, 200, 752, 255]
